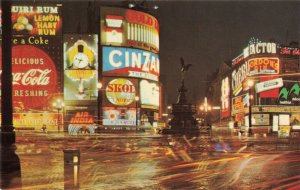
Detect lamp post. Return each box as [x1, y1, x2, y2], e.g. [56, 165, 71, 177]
[247, 79, 254, 136]
[200, 97, 211, 126]
[53, 99, 64, 132]
[97, 82, 102, 126]
[135, 96, 139, 132]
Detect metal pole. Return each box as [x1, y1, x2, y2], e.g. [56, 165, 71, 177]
[219, 109, 221, 123]
[249, 89, 252, 136]
[57, 108, 60, 132]
[1, 0, 15, 146]
[136, 101, 138, 132]
[97, 82, 102, 127]
[98, 89, 100, 125]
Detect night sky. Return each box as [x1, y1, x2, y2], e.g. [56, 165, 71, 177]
[63, 0, 300, 110]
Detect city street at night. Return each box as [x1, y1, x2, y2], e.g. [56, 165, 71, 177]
[1, 1, 300, 189]
[4, 131, 300, 190]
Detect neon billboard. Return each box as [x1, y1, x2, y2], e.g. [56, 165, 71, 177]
[140, 80, 159, 109]
[103, 107, 137, 126]
[243, 42, 276, 58]
[0, 113, 62, 131]
[103, 46, 159, 81]
[11, 4, 62, 36]
[100, 7, 159, 53]
[247, 57, 280, 76]
[232, 94, 248, 115]
[0, 44, 58, 111]
[232, 62, 248, 96]
[105, 78, 137, 106]
[64, 34, 98, 101]
[221, 77, 230, 118]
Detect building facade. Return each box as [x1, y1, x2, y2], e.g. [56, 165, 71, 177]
[0, 2, 161, 132]
[208, 39, 300, 136]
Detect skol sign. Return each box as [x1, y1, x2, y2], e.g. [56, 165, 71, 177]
[105, 78, 137, 106]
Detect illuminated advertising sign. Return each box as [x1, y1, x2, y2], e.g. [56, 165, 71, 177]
[252, 114, 270, 126]
[243, 42, 276, 58]
[103, 46, 159, 81]
[140, 80, 159, 109]
[280, 47, 300, 56]
[232, 94, 248, 114]
[67, 111, 95, 124]
[232, 63, 248, 96]
[0, 9, 2, 35]
[255, 78, 283, 93]
[100, 7, 159, 53]
[0, 44, 58, 110]
[103, 107, 137, 126]
[258, 76, 280, 98]
[247, 57, 279, 75]
[11, 4, 62, 36]
[232, 53, 244, 66]
[278, 82, 300, 105]
[64, 34, 98, 101]
[0, 113, 62, 131]
[221, 77, 230, 118]
[104, 78, 138, 107]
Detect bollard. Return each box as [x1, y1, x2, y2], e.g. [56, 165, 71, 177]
[63, 149, 80, 190]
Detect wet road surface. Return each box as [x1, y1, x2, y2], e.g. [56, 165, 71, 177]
[2, 132, 300, 189]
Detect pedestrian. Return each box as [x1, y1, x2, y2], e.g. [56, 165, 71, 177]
[41, 124, 47, 133]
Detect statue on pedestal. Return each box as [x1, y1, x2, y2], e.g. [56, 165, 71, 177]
[162, 58, 198, 135]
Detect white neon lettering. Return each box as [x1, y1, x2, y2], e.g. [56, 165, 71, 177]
[109, 50, 122, 67]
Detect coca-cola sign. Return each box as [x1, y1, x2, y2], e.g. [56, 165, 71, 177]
[12, 69, 51, 86]
[0, 45, 58, 110]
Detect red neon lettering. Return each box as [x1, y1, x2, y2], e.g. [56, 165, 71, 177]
[107, 84, 134, 93]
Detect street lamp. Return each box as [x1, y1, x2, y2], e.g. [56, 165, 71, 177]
[200, 97, 211, 126]
[53, 99, 65, 132]
[167, 105, 172, 110]
[135, 96, 139, 132]
[97, 82, 102, 126]
[247, 79, 254, 136]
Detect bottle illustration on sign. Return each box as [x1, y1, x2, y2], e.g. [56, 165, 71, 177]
[76, 78, 86, 100]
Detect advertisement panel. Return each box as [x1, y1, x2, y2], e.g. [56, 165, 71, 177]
[66, 110, 96, 125]
[221, 77, 230, 118]
[255, 78, 283, 93]
[103, 46, 159, 81]
[64, 34, 98, 101]
[232, 53, 244, 66]
[232, 62, 248, 96]
[280, 47, 300, 56]
[0, 37, 61, 111]
[12, 4, 62, 36]
[103, 107, 137, 126]
[0, 113, 62, 131]
[100, 7, 159, 53]
[232, 94, 248, 115]
[259, 76, 281, 98]
[140, 80, 159, 109]
[243, 42, 276, 58]
[103, 77, 138, 107]
[247, 57, 279, 76]
[0, 9, 2, 35]
[278, 81, 300, 105]
[252, 114, 270, 126]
